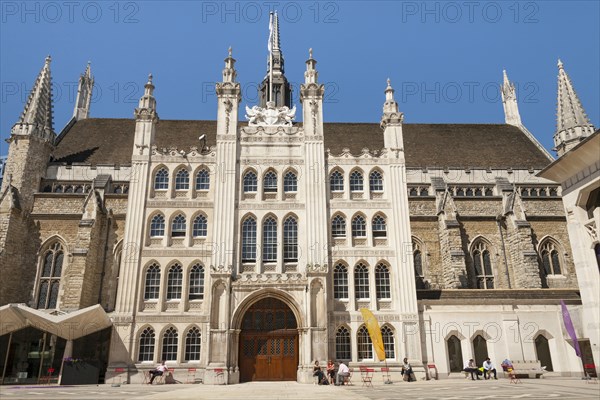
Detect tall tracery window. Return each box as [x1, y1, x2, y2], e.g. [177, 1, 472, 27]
[185, 327, 202, 361]
[350, 170, 364, 192]
[369, 170, 384, 192]
[243, 171, 258, 193]
[192, 215, 208, 237]
[472, 241, 494, 289]
[263, 217, 277, 262]
[375, 263, 391, 299]
[333, 264, 349, 299]
[284, 171, 297, 193]
[154, 168, 169, 190]
[171, 214, 187, 237]
[161, 327, 178, 361]
[138, 327, 155, 362]
[150, 214, 165, 237]
[36, 242, 64, 309]
[357, 325, 373, 360]
[352, 215, 366, 237]
[381, 325, 395, 359]
[372, 215, 387, 237]
[175, 169, 190, 190]
[540, 240, 562, 275]
[189, 264, 205, 300]
[263, 171, 277, 193]
[283, 216, 298, 262]
[330, 171, 344, 192]
[335, 326, 351, 360]
[354, 263, 370, 299]
[144, 263, 161, 300]
[241, 217, 257, 262]
[413, 241, 425, 289]
[332, 215, 346, 237]
[195, 169, 210, 190]
[167, 264, 183, 300]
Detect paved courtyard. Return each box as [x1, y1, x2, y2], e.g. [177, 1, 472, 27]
[1, 378, 599, 400]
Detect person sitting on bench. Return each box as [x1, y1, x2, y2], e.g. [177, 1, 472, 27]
[483, 358, 497, 380]
[148, 360, 167, 384]
[464, 359, 481, 380]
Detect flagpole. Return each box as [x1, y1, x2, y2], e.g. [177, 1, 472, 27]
[269, 48, 273, 103]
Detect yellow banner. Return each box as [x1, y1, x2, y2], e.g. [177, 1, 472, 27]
[359, 308, 386, 361]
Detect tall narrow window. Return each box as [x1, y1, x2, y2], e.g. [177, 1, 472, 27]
[447, 335, 463, 372]
[150, 214, 165, 237]
[154, 168, 169, 190]
[263, 217, 277, 262]
[472, 241, 494, 289]
[175, 169, 190, 190]
[138, 327, 155, 362]
[540, 241, 562, 275]
[352, 215, 366, 237]
[354, 263, 370, 299]
[161, 327, 178, 361]
[381, 325, 395, 359]
[473, 335, 488, 366]
[283, 171, 297, 193]
[414, 247, 425, 289]
[195, 169, 210, 190]
[369, 170, 383, 192]
[171, 214, 187, 237]
[372, 215, 387, 237]
[331, 215, 346, 237]
[189, 264, 205, 300]
[333, 264, 349, 299]
[263, 171, 277, 193]
[243, 171, 258, 193]
[283, 216, 298, 262]
[350, 170, 364, 191]
[375, 263, 391, 299]
[330, 171, 344, 192]
[242, 217, 257, 262]
[192, 215, 208, 237]
[167, 264, 183, 300]
[36, 242, 64, 309]
[185, 327, 202, 361]
[357, 325, 373, 360]
[335, 326, 351, 360]
[144, 263, 161, 300]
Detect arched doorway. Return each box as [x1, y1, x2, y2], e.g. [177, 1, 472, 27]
[534, 335, 553, 372]
[473, 335, 488, 367]
[447, 335, 463, 372]
[238, 297, 298, 382]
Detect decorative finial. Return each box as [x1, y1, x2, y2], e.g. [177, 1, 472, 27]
[387, 78, 391, 87]
[557, 59, 563, 69]
[309, 48, 313, 59]
[45, 55, 52, 64]
[228, 46, 232, 57]
[147, 73, 153, 85]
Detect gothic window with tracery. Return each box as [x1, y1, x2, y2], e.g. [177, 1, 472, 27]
[357, 325, 373, 360]
[150, 214, 165, 237]
[36, 242, 64, 309]
[154, 168, 169, 190]
[264, 171, 277, 193]
[332, 215, 346, 237]
[242, 217, 257, 262]
[372, 215, 387, 237]
[263, 217, 277, 262]
[189, 264, 205, 300]
[192, 215, 208, 237]
[175, 169, 189, 190]
[472, 241, 494, 289]
[381, 325, 395, 359]
[167, 264, 183, 300]
[138, 327, 155, 362]
[352, 215, 366, 237]
[283, 216, 298, 262]
[350, 170, 364, 191]
[369, 170, 383, 192]
[333, 264, 349, 299]
[185, 327, 201, 361]
[161, 327, 178, 361]
[330, 171, 344, 192]
[335, 326, 351, 360]
[195, 169, 210, 190]
[171, 214, 186, 237]
[284, 171, 297, 193]
[375, 263, 391, 299]
[540, 240, 562, 275]
[144, 263, 161, 300]
[243, 171, 258, 193]
[354, 263, 370, 299]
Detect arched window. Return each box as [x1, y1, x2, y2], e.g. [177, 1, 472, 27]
[171, 214, 187, 237]
[357, 325, 373, 360]
[189, 264, 205, 300]
[185, 327, 202, 361]
[335, 326, 351, 360]
[167, 264, 183, 300]
[333, 264, 349, 299]
[154, 168, 169, 190]
[150, 214, 165, 237]
[540, 240, 562, 275]
[331, 215, 346, 238]
[369, 171, 383, 192]
[350, 170, 364, 192]
[354, 263, 370, 299]
[447, 335, 463, 372]
[161, 327, 178, 361]
[473, 335, 488, 366]
[352, 215, 366, 237]
[36, 242, 64, 309]
[243, 171, 258, 193]
[413, 240, 425, 289]
[372, 215, 387, 237]
[192, 215, 208, 237]
[472, 241, 494, 289]
[175, 169, 190, 190]
[283, 171, 297, 193]
[195, 169, 210, 190]
[330, 171, 344, 192]
[381, 325, 395, 359]
[241, 217, 257, 262]
[263, 171, 277, 193]
[144, 263, 161, 300]
[263, 217, 277, 262]
[283, 217, 298, 262]
[534, 335, 554, 372]
[138, 327, 155, 362]
[375, 263, 391, 299]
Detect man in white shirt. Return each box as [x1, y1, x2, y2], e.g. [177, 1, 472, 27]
[336, 361, 350, 386]
[463, 359, 480, 380]
[148, 360, 167, 384]
[483, 358, 497, 380]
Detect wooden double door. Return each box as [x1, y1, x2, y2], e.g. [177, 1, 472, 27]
[239, 298, 298, 382]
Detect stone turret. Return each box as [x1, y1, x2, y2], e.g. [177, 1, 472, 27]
[73, 62, 94, 120]
[501, 70, 522, 126]
[381, 78, 404, 150]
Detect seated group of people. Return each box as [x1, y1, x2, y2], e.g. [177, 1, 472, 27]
[312, 360, 337, 385]
[313, 357, 415, 385]
[463, 358, 502, 380]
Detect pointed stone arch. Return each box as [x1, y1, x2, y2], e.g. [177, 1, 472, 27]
[231, 288, 305, 330]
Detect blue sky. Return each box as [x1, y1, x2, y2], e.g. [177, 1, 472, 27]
[1, 1, 598, 157]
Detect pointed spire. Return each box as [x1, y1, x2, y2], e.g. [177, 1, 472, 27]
[554, 59, 595, 156]
[381, 78, 403, 128]
[73, 61, 94, 120]
[134, 73, 157, 121]
[12, 56, 54, 140]
[304, 48, 318, 84]
[222, 46, 237, 83]
[260, 11, 291, 108]
[271, 11, 281, 52]
[501, 69, 521, 126]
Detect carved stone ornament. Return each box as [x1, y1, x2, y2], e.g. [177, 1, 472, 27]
[245, 101, 296, 126]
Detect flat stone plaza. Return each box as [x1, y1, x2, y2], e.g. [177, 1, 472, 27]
[1, 379, 599, 400]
